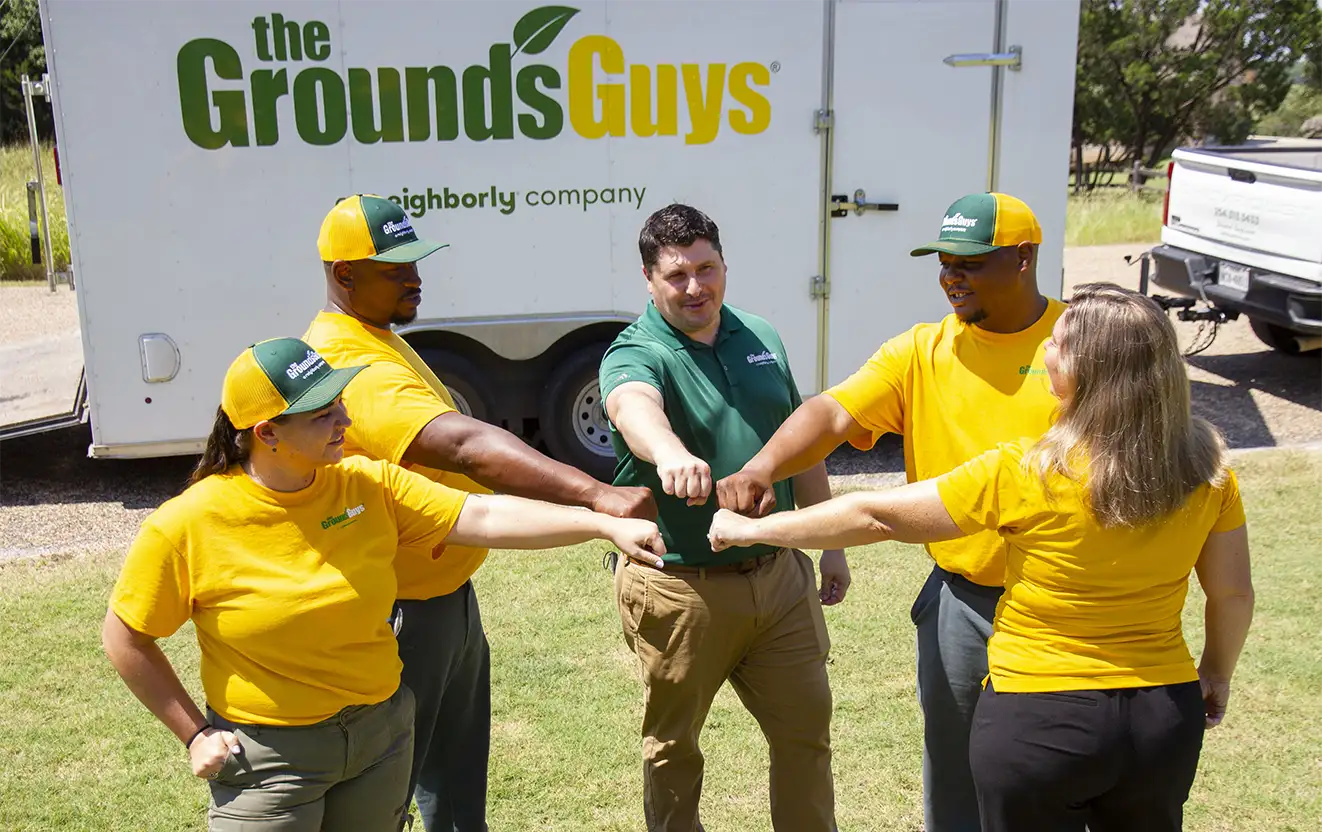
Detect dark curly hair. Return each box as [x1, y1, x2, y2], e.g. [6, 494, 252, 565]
[638, 204, 723, 273]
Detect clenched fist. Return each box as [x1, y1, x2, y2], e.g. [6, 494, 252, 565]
[655, 451, 712, 506]
[592, 485, 658, 521]
[707, 508, 758, 552]
[715, 469, 777, 517]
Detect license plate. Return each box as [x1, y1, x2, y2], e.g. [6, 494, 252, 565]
[1218, 263, 1250, 293]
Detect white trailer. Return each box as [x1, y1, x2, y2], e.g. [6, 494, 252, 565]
[15, 0, 1078, 479]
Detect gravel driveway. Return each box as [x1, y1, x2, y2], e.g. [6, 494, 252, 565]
[2, 244, 1319, 561]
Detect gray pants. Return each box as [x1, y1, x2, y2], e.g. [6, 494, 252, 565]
[395, 581, 491, 832]
[912, 565, 1003, 832]
[206, 684, 416, 831]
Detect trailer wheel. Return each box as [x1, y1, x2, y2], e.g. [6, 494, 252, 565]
[415, 348, 493, 422]
[1249, 319, 1306, 356]
[540, 344, 616, 481]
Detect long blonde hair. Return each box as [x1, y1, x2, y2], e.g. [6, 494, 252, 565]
[1025, 282, 1227, 528]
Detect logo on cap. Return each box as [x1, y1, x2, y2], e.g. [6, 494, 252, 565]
[286, 349, 327, 380]
[942, 213, 979, 232]
[381, 217, 414, 238]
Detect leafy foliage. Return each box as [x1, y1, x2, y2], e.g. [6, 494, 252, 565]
[1073, 0, 1322, 187]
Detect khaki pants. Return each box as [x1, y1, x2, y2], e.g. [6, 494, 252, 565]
[206, 685, 415, 832]
[616, 548, 836, 832]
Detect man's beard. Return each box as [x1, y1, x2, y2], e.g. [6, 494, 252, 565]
[960, 308, 988, 326]
[390, 309, 418, 326]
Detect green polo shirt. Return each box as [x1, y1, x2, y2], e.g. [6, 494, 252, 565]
[599, 302, 801, 566]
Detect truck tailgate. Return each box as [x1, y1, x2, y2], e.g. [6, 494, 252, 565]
[1163, 148, 1322, 279]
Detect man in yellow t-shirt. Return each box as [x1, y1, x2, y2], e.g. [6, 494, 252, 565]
[301, 194, 656, 831]
[716, 193, 1065, 832]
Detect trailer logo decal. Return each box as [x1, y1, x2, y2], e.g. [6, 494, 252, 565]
[176, 7, 774, 151]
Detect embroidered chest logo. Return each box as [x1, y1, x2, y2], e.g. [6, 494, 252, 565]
[322, 504, 367, 530]
[746, 350, 779, 366]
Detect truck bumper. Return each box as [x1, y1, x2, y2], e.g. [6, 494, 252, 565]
[1149, 244, 1322, 336]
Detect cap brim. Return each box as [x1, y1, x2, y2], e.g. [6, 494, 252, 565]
[909, 240, 1001, 257]
[369, 239, 450, 264]
[282, 365, 367, 416]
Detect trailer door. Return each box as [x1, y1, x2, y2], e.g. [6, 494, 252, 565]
[824, 0, 1076, 386]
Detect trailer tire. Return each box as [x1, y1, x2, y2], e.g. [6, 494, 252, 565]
[1248, 319, 1306, 356]
[540, 344, 616, 481]
[415, 349, 494, 422]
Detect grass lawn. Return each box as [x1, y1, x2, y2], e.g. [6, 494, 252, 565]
[1065, 188, 1164, 247]
[1, 462, 1318, 830]
[0, 143, 68, 281]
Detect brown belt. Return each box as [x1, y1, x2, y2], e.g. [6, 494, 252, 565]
[658, 549, 784, 576]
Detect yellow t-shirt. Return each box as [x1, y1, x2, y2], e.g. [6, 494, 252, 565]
[825, 300, 1066, 586]
[935, 440, 1246, 692]
[110, 456, 468, 725]
[303, 310, 492, 600]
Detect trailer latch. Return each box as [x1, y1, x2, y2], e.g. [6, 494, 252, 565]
[831, 189, 899, 218]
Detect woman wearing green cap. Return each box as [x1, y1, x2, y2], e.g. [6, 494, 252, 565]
[101, 338, 664, 832]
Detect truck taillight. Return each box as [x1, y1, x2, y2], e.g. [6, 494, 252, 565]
[1162, 160, 1174, 226]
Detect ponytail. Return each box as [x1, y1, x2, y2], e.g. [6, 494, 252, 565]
[188, 406, 252, 486]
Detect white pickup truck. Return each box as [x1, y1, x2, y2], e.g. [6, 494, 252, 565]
[1148, 138, 1322, 355]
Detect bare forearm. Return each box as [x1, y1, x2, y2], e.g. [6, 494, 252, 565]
[746, 396, 858, 484]
[726, 482, 963, 550]
[102, 612, 205, 743]
[791, 462, 834, 508]
[446, 494, 614, 550]
[1200, 592, 1255, 680]
[742, 492, 897, 550]
[614, 399, 690, 465]
[407, 416, 604, 508]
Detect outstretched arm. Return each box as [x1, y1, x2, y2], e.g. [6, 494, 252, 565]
[445, 493, 666, 567]
[407, 412, 656, 520]
[709, 480, 965, 552]
[716, 395, 870, 516]
[606, 382, 713, 506]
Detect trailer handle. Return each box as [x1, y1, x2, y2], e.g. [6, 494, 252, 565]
[943, 47, 1022, 70]
[830, 189, 899, 218]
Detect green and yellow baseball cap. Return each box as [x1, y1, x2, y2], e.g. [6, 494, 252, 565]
[910, 192, 1042, 257]
[317, 194, 449, 263]
[221, 338, 366, 430]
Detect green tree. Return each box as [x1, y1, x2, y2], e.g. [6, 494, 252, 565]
[1, 0, 52, 145]
[1073, 0, 1322, 186]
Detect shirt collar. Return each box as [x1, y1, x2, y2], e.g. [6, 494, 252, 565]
[641, 301, 741, 351]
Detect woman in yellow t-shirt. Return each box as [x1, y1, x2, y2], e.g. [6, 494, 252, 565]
[708, 283, 1254, 832]
[102, 338, 664, 832]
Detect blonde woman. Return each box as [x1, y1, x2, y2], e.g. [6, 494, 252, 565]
[102, 338, 663, 832]
[708, 283, 1254, 832]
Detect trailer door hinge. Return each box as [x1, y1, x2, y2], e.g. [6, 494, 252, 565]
[810, 275, 829, 300]
[813, 109, 833, 134]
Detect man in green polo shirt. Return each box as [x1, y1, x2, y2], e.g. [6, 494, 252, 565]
[600, 203, 848, 832]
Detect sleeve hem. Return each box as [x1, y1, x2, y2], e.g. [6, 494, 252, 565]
[109, 600, 180, 640]
[935, 476, 989, 536]
[388, 405, 452, 465]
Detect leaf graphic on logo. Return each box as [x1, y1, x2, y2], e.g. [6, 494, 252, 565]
[512, 6, 580, 57]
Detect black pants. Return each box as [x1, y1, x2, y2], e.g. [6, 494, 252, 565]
[395, 581, 491, 832]
[969, 681, 1205, 832]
